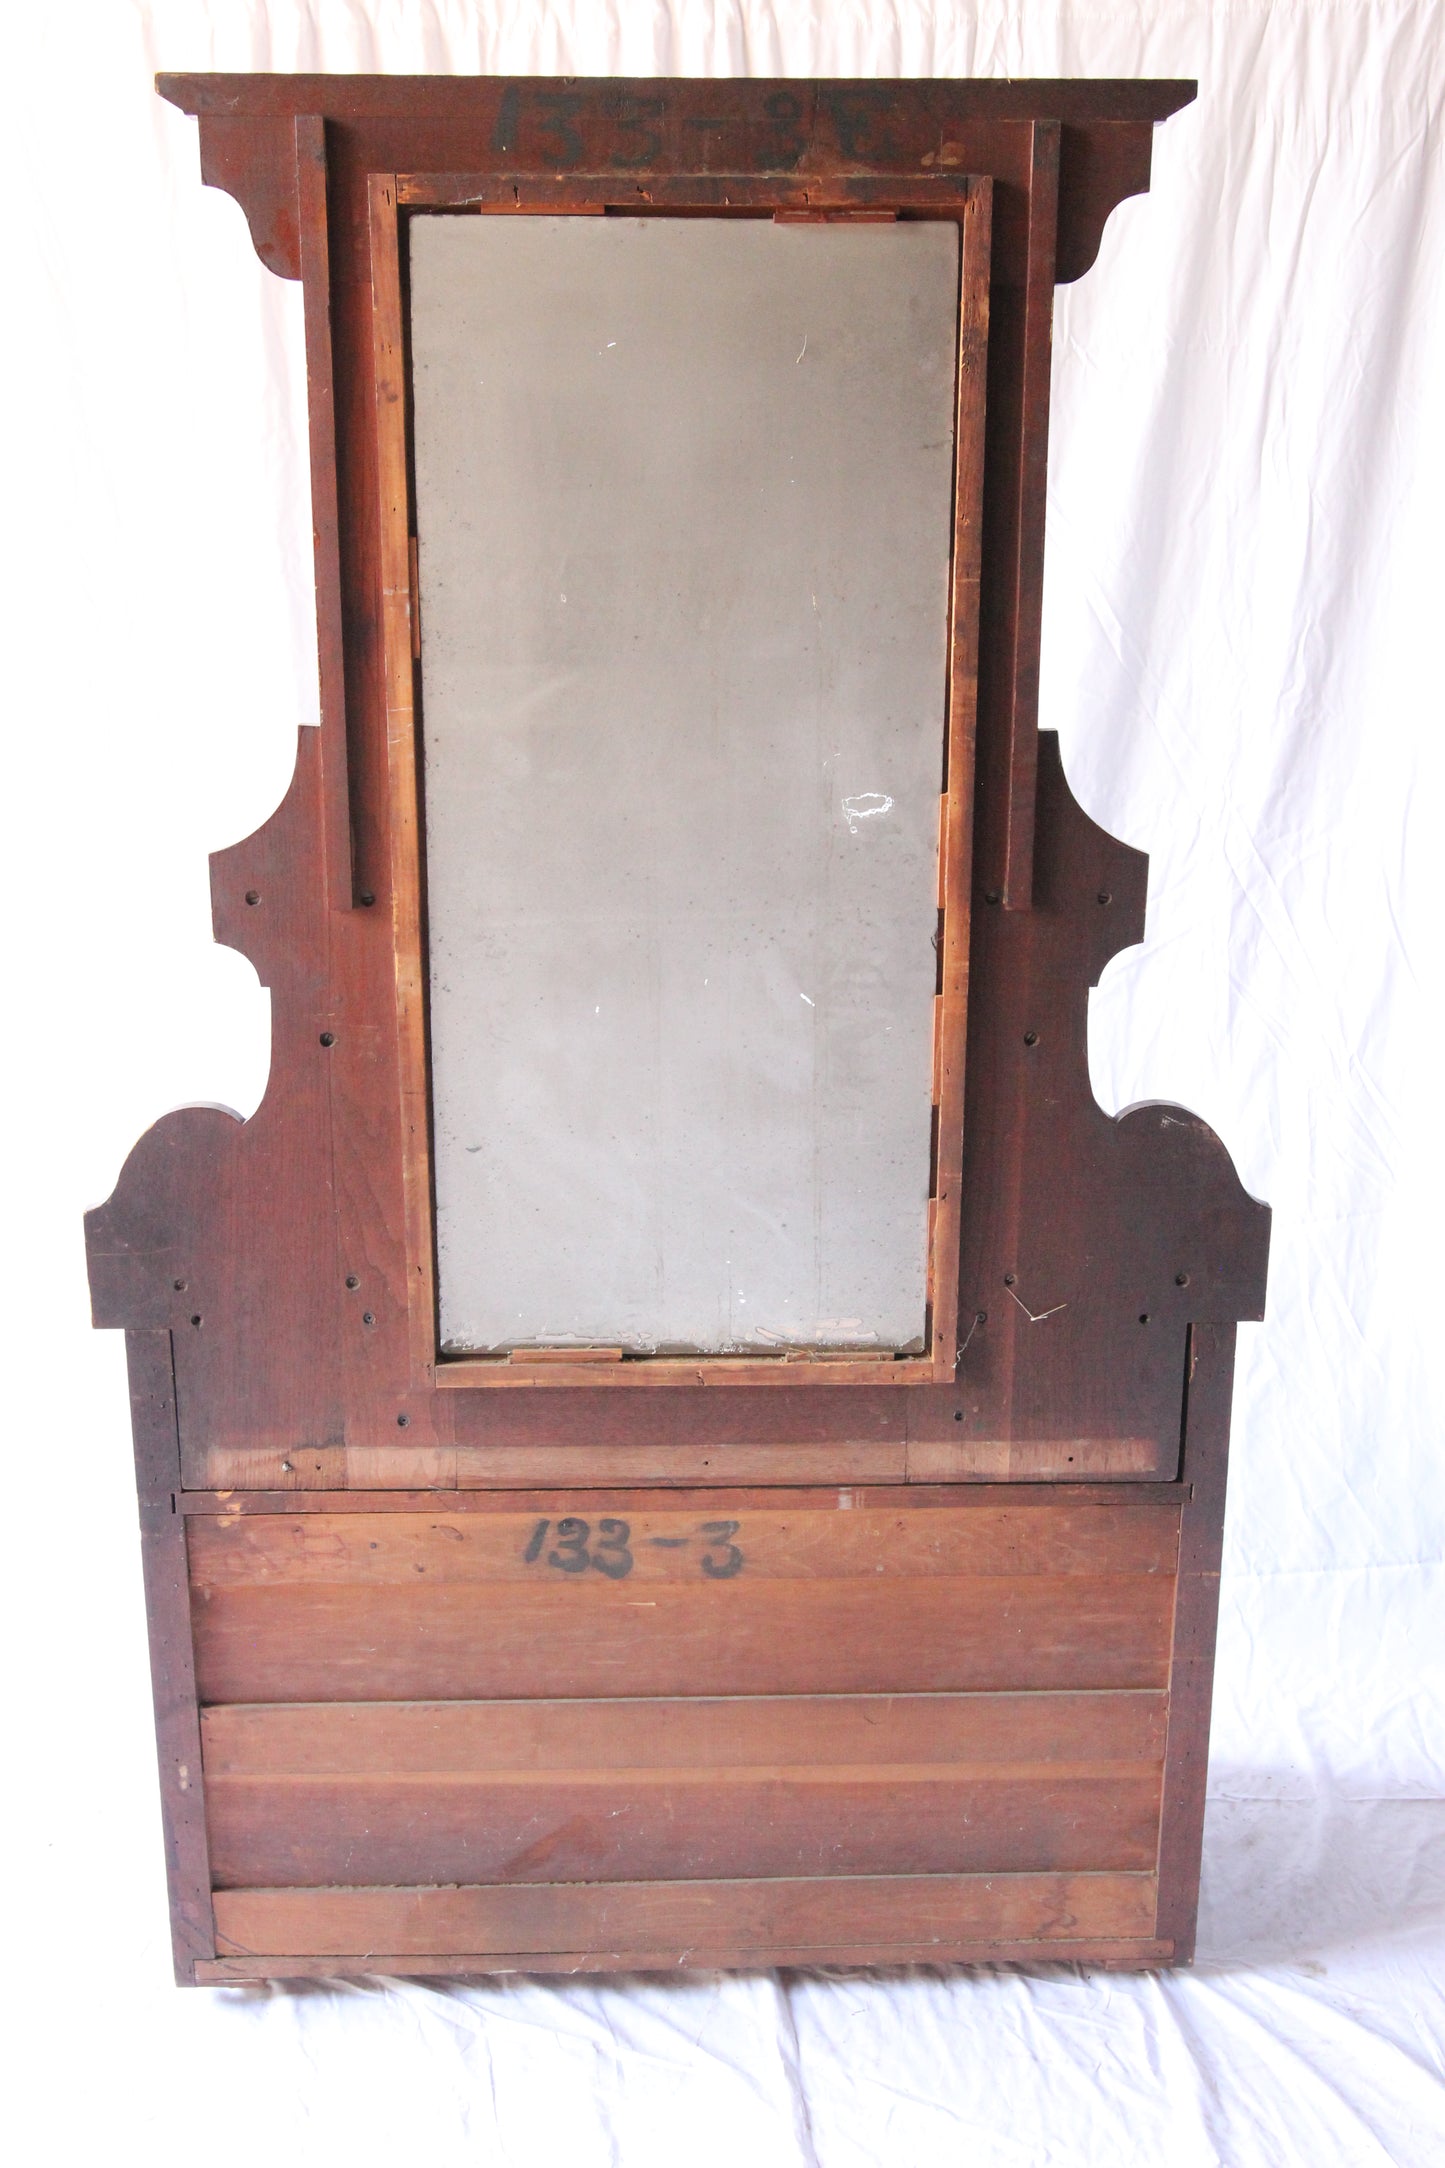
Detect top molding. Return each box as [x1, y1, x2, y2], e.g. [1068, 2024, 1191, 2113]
[155, 75, 1195, 291]
[158, 74, 1196, 126]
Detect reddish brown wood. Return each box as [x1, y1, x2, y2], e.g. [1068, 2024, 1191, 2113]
[203, 1689, 1166, 1890]
[295, 115, 353, 911]
[123, 1331, 215, 1983]
[211, 1868, 1160, 1960]
[202, 1689, 1167, 1773]
[207, 1771, 1164, 1889]
[88, 76, 1245, 1483]
[87, 74, 1269, 1982]
[1155, 1322, 1238, 1958]
[186, 1499, 1178, 1584]
[178, 1478, 1188, 1513]
[192, 1571, 1173, 1703]
[195, 1937, 1177, 1980]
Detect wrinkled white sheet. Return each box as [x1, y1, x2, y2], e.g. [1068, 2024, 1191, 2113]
[5, 2, 1443, 2162]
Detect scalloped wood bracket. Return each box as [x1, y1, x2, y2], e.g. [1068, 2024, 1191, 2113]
[936, 733, 1270, 1465]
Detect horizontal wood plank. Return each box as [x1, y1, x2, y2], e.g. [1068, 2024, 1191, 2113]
[212, 1870, 1160, 1957]
[192, 1572, 1174, 1702]
[205, 1768, 1162, 1887]
[196, 1935, 1177, 1979]
[186, 1504, 1179, 1587]
[202, 1690, 1167, 1774]
[180, 1483, 1188, 1514]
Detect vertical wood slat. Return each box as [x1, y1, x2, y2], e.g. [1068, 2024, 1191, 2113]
[295, 114, 354, 913]
[1000, 118, 1060, 910]
[126, 1331, 215, 1980]
[368, 174, 439, 1396]
[1155, 1322, 1237, 1958]
[931, 175, 992, 1374]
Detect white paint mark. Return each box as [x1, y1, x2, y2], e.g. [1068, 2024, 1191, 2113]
[1005, 1282, 1069, 1324]
[796, 334, 808, 363]
[842, 792, 894, 833]
[799, 993, 815, 1007]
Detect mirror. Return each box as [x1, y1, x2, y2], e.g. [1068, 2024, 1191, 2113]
[411, 214, 960, 1356]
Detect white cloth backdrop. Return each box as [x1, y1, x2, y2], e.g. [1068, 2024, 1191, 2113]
[5, 2, 1442, 2161]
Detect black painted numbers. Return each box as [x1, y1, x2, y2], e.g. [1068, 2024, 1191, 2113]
[520, 1518, 746, 1578]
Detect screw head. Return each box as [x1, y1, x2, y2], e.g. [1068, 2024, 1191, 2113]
[319, 1031, 335, 1048]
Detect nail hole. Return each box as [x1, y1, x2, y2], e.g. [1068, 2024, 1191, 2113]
[1097, 890, 1113, 906]
[279, 1460, 293, 1474]
[1139, 1313, 1150, 1325]
[362, 1311, 375, 1326]
[396, 1413, 410, 1428]
[319, 1031, 335, 1047]
[976, 1310, 988, 1324]
[345, 1275, 360, 1290]
[173, 1279, 187, 1292]
[1023, 1030, 1039, 1047]
[984, 890, 1001, 906]
[244, 890, 261, 906]
[953, 1410, 963, 1422]
[1175, 1272, 1191, 1287]
[1003, 1273, 1017, 1287]
[189, 1314, 202, 1327]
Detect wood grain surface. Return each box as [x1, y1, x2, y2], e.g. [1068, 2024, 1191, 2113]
[212, 1869, 1160, 1959]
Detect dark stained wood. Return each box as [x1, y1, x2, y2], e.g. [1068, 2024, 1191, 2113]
[948, 735, 1270, 1459]
[186, 1501, 1178, 1584]
[996, 119, 1058, 910]
[179, 1479, 1189, 1514]
[930, 176, 991, 1372]
[192, 1572, 1173, 1704]
[1155, 1322, 1238, 1959]
[204, 1689, 1166, 1889]
[211, 1868, 1160, 1959]
[86, 77, 1251, 1483]
[370, 173, 990, 1388]
[202, 1689, 1167, 1774]
[207, 1770, 1163, 1890]
[294, 114, 353, 911]
[123, 1331, 215, 1983]
[196, 1936, 1177, 1980]
[89, 74, 1265, 1981]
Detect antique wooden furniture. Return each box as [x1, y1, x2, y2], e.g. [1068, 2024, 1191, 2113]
[89, 75, 1269, 1984]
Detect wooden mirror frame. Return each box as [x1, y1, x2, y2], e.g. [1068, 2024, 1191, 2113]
[376, 176, 989, 1391]
[88, 76, 1271, 1985]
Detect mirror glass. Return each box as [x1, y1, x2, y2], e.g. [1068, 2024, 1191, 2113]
[411, 214, 959, 1355]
